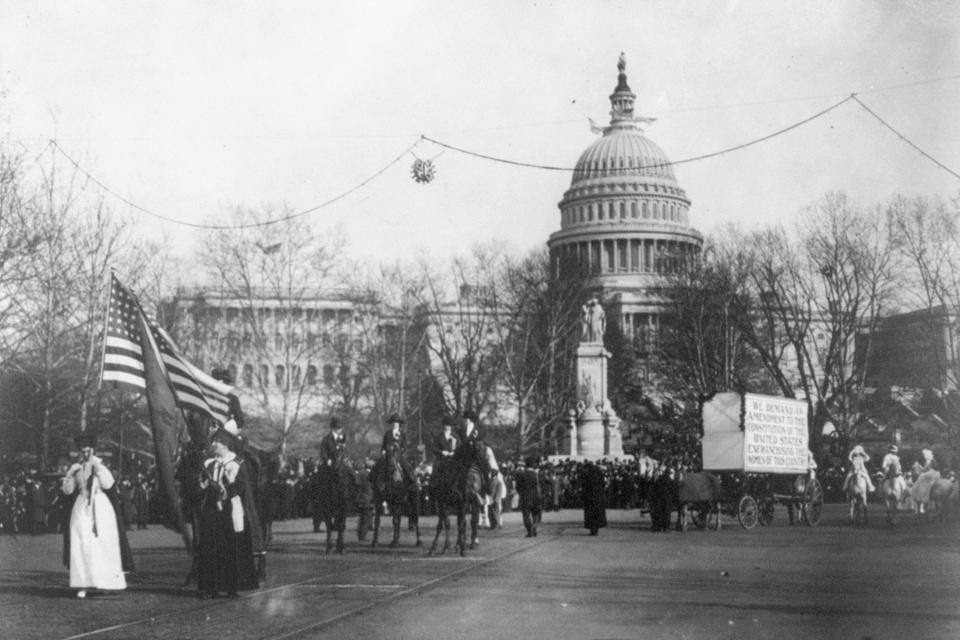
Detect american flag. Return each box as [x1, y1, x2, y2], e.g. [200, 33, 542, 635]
[101, 274, 233, 425]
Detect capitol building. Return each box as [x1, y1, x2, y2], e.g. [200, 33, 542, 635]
[549, 55, 702, 376]
[166, 56, 703, 450]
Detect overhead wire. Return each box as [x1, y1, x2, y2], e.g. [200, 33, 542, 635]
[43, 71, 960, 230]
[850, 94, 960, 181]
[50, 138, 422, 230]
[422, 95, 855, 172]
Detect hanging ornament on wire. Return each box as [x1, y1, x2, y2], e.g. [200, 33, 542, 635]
[410, 155, 437, 184]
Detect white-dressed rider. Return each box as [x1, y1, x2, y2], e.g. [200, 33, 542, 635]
[909, 448, 941, 514]
[845, 444, 876, 497]
[881, 444, 907, 497]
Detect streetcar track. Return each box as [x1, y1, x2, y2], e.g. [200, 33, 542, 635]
[269, 536, 547, 640]
[54, 533, 541, 640]
[57, 554, 413, 640]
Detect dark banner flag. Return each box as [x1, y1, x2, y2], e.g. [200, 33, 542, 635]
[138, 311, 190, 546]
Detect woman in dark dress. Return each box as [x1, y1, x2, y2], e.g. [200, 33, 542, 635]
[194, 428, 259, 599]
[580, 460, 607, 536]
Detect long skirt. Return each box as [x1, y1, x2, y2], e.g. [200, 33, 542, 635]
[911, 470, 941, 504]
[69, 494, 126, 590]
[197, 504, 257, 594]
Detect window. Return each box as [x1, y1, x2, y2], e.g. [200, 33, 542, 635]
[323, 365, 335, 386]
[259, 364, 269, 387]
[292, 365, 301, 388]
[306, 364, 318, 386]
[242, 364, 253, 387]
[275, 365, 285, 387]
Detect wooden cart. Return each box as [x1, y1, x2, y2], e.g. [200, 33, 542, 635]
[679, 392, 823, 530]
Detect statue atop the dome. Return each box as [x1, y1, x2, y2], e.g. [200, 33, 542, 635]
[617, 52, 626, 74]
[581, 298, 606, 344]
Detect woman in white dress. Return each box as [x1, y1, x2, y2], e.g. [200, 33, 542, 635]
[61, 433, 126, 598]
[909, 448, 941, 514]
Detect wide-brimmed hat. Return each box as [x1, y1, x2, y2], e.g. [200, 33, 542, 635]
[330, 416, 344, 431]
[75, 433, 97, 449]
[888, 444, 898, 453]
[385, 413, 405, 425]
[462, 410, 479, 423]
[441, 415, 457, 427]
[210, 427, 240, 451]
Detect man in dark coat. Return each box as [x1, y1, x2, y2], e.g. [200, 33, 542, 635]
[459, 410, 490, 491]
[429, 416, 459, 475]
[514, 457, 543, 537]
[381, 413, 414, 485]
[580, 460, 607, 536]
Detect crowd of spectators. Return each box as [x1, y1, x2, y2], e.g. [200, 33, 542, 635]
[0, 468, 156, 536]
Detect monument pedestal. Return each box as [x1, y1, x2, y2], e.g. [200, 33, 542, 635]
[573, 342, 626, 460]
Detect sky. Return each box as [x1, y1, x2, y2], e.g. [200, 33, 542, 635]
[2, 1, 959, 272]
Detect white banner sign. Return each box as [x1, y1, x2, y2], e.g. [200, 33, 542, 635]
[742, 393, 809, 473]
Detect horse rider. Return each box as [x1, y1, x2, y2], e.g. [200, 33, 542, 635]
[429, 416, 459, 477]
[881, 444, 907, 495]
[844, 444, 876, 498]
[319, 417, 347, 470]
[910, 448, 941, 514]
[458, 410, 490, 487]
[381, 413, 415, 486]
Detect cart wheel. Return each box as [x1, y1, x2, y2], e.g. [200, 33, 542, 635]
[689, 504, 709, 529]
[801, 478, 824, 526]
[738, 495, 759, 529]
[758, 496, 775, 526]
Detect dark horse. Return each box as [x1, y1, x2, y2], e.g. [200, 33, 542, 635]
[370, 447, 421, 548]
[316, 452, 354, 554]
[428, 437, 488, 556]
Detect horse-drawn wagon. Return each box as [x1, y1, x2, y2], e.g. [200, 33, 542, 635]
[678, 392, 823, 530]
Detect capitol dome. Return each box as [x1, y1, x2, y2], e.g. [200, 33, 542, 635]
[547, 54, 703, 347]
[572, 130, 676, 182]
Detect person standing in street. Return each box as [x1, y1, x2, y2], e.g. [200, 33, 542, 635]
[60, 433, 127, 599]
[580, 459, 607, 536]
[515, 457, 543, 537]
[194, 427, 259, 599]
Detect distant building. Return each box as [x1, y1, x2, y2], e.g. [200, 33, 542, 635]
[865, 305, 959, 394]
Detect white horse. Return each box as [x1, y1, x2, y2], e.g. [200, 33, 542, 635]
[879, 462, 908, 526]
[928, 476, 959, 521]
[846, 472, 870, 526]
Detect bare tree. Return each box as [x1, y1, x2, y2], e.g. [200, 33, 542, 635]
[739, 193, 900, 445]
[489, 248, 582, 456]
[657, 230, 770, 403]
[889, 193, 960, 452]
[6, 150, 132, 468]
[414, 247, 503, 422]
[195, 205, 345, 455]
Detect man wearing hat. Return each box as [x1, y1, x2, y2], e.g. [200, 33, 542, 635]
[381, 413, 414, 486]
[514, 457, 543, 537]
[320, 417, 348, 470]
[429, 416, 460, 475]
[460, 410, 481, 443]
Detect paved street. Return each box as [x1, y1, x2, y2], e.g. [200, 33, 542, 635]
[1, 504, 958, 640]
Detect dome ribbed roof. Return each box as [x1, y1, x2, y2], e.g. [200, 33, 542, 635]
[572, 129, 676, 183]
